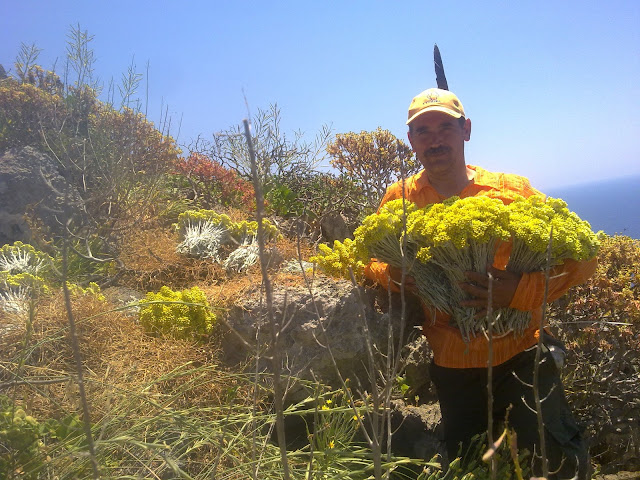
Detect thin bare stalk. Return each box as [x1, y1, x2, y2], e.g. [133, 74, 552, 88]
[350, 270, 384, 480]
[243, 118, 290, 480]
[385, 160, 411, 472]
[533, 228, 554, 478]
[485, 272, 496, 479]
[61, 216, 100, 478]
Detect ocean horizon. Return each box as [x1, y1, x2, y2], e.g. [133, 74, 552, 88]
[546, 175, 640, 240]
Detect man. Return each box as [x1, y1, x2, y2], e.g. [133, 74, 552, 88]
[365, 88, 596, 479]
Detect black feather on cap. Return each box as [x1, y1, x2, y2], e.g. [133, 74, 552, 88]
[434, 44, 448, 91]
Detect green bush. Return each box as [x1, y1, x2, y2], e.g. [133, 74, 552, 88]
[267, 171, 369, 224]
[139, 285, 215, 341]
[0, 396, 43, 479]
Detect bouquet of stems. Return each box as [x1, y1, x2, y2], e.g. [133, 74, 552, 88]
[313, 195, 599, 342]
[352, 198, 417, 269]
[406, 196, 511, 340]
[500, 195, 601, 334]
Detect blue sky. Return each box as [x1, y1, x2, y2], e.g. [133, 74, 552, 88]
[2, 1, 639, 190]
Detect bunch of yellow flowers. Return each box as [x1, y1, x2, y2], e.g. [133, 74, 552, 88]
[404, 196, 512, 340]
[314, 195, 599, 341]
[500, 195, 601, 335]
[507, 195, 600, 272]
[310, 238, 365, 281]
[352, 199, 417, 268]
[139, 285, 215, 342]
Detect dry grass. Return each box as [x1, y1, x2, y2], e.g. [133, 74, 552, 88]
[0, 290, 248, 424]
[117, 226, 227, 291]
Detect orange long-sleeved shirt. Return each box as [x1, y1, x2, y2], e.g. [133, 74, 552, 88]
[365, 165, 597, 368]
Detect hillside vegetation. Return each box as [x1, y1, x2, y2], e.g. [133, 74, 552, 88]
[0, 32, 638, 479]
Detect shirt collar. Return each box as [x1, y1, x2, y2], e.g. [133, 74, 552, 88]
[414, 165, 499, 191]
[467, 165, 500, 188]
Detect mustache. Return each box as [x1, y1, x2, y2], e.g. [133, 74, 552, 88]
[424, 145, 451, 157]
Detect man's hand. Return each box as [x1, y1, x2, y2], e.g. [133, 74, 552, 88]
[459, 265, 521, 312]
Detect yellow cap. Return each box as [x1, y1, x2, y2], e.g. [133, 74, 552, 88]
[406, 88, 465, 125]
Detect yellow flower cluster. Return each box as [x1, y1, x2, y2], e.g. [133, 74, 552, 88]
[352, 199, 417, 267]
[310, 238, 365, 281]
[66, 281, 106, 301]
[313, 194, 599, 341]
[407, 196, 511, 260]
[404, 196, 512, 339]
[139, 285, 215, 342]
[507, 195, 600, 272]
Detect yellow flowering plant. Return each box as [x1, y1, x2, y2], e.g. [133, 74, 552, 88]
[507, 195, 600, 271]
[352, 198, 417, 267]
[406, 196, 512, 340]
[312, 198, 416, 280]
[139, 286, 215, 342]
[313, 194, 599, 342]
[310, 238, 365, 281]
[500, 195, 601, 334]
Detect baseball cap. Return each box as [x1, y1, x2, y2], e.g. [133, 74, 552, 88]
[406, 88, 465, 125]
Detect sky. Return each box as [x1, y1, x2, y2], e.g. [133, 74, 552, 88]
[1, 1, 639, 190]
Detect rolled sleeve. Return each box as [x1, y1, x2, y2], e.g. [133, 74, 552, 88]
[509, 257, 597, 311]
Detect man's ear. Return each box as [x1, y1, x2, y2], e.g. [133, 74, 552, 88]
[464, 118, 471, 141]
[407, 130, 414, 149]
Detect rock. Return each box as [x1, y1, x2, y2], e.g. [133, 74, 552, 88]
[402, 335, 438, 403]
[221, 275, 428, 403]
[0, 146, 85, 245]
[320, 211, 353, 243]
[390, 400, 445, 462]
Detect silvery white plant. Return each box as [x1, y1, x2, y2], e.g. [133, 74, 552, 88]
[281, 259, 314, 273]
[0, 244, 48, 275]
[0, 285, 31, 315]
[223, 242, 260, 273]
[176, 220, 230, 261]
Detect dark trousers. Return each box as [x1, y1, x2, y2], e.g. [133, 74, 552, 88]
[430, 346, 590, 480]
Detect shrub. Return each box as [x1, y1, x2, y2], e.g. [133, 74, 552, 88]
[0, 75, 66, 152]
[1, 53, 181, 233]
[174, 152, 255, 211]
[0, 242, 53, 313]
[176, 218, 230, 261]
[327, 127, 420, 210]
[175, 209, 280, 260]
[550, 234, 640, 473]
[139, 285, 215, 341]
[223, 243, 260, 272]
[0, 396, 43, 479]
[66, 281, 106, 301]
[209, 104, 330, 187]
[265, 171, 367, 222]
[58, 235, 118, 284]
[561, 234, 639, 324]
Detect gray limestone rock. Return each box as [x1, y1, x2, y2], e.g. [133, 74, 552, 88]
[0, 146, 85, 245]
[221, 275, 428, 403]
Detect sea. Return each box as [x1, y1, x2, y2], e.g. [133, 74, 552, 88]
[546, 175, 640, 240]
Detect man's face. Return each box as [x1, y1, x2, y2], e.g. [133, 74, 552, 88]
[407, 111, 471, 176]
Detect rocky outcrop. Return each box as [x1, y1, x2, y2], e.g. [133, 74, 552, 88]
[0, 146, 85, 245]
[221, 275, 428, 403]
[320, 211, 353, 243]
